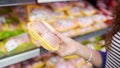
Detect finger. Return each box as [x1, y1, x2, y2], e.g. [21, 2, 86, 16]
[54, 32, 73, 42]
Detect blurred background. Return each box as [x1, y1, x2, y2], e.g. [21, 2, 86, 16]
[0, 0, 117, 68]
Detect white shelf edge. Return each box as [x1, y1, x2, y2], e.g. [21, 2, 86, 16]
[37, 0, 72, 3]
[0, 48, 40, 68]
[0, 0, 35, 7]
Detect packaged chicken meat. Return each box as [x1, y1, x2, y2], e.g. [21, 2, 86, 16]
[22, 60, 32, 68]
[0, 29, 24, 40]
[11, 6, 28, 22]
[82, 6, 97, 16]
[55, 61, 75, 68]
[53, 11, 67, 19]
[0, 23, 4, 30]
[50, 18, 78, 32]
[75, 26, 95, 35]
[68, 58, 92, 68]
[72, 0, 86, 8]
[49, 2, 71, 11]
[76, 17, 94, 28]
[0, 14, 21, 30]
[61, 29, 78, 37]
[66, 6, 83, 16]
[46, 56, 63, 68]
[7, 22, 21, 31]
[93, 23, 107, 30]
[0, 16, 6, 30]
[27, 5, 55, 22]
[5, 63, 21, 68]
[0, 7, 13, 15]
[0, 41, 7, 58]
[4, 33, 35, 56]
[28, 21, 61, 51]
[91, 14, 107, 23]
[4, 14, 21, 30]
[32, 61, 45, 68]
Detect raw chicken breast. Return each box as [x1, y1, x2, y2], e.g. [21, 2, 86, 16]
[77, 17, 94, 28]
[30, 21, 61, 48]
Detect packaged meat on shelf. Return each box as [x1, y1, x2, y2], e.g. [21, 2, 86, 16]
[26, 1, 111, 37]
[0, 0, 115, 68]
[3, 34, 106, 68]
[11, 6, 28, 22]
[80, 35, 106, 52]
[28, 21, 61, 51]
[5, 52, 92, 68]
[0, 7, 37, 59]
[49, 2, 71, 11]
[27, 5, 55, 22]
[49, 18, 78, 32]
[0, 32, 36, 59]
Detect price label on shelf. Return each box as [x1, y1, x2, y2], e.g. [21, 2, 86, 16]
[5, 40, 18, 52]
[0, 16, 5, 23]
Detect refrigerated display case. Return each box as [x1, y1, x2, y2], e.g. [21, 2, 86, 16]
[0, 0, 115, 68]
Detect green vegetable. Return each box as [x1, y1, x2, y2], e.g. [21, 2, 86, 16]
[7, 42, 36, 56]
[0, 31, 11, 40]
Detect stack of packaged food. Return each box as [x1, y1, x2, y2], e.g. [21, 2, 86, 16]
[0, 0, 114, 68]
[81, 35, 106, 51]
[5, 53, 92, 68]
[27, 1, 110, 37]
[0, 7, 36, 59]
[5, 35, 105, 68]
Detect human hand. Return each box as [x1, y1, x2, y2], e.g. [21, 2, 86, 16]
[54, 32, 81, 56]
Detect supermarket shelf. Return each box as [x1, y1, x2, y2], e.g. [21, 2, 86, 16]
[0, 0, 73, 7]
[0, 0, 35, 7]
[0, 28, 111, 68]
[37, 0, 72, 3]
[0, 48, 40, 68]
[73, 27, 111, 42]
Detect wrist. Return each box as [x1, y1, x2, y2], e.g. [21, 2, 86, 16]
[75, 44, 83, 56]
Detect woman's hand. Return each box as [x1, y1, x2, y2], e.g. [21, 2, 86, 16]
[55, 32, 102, 67]
[55, 32, 81, 56]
